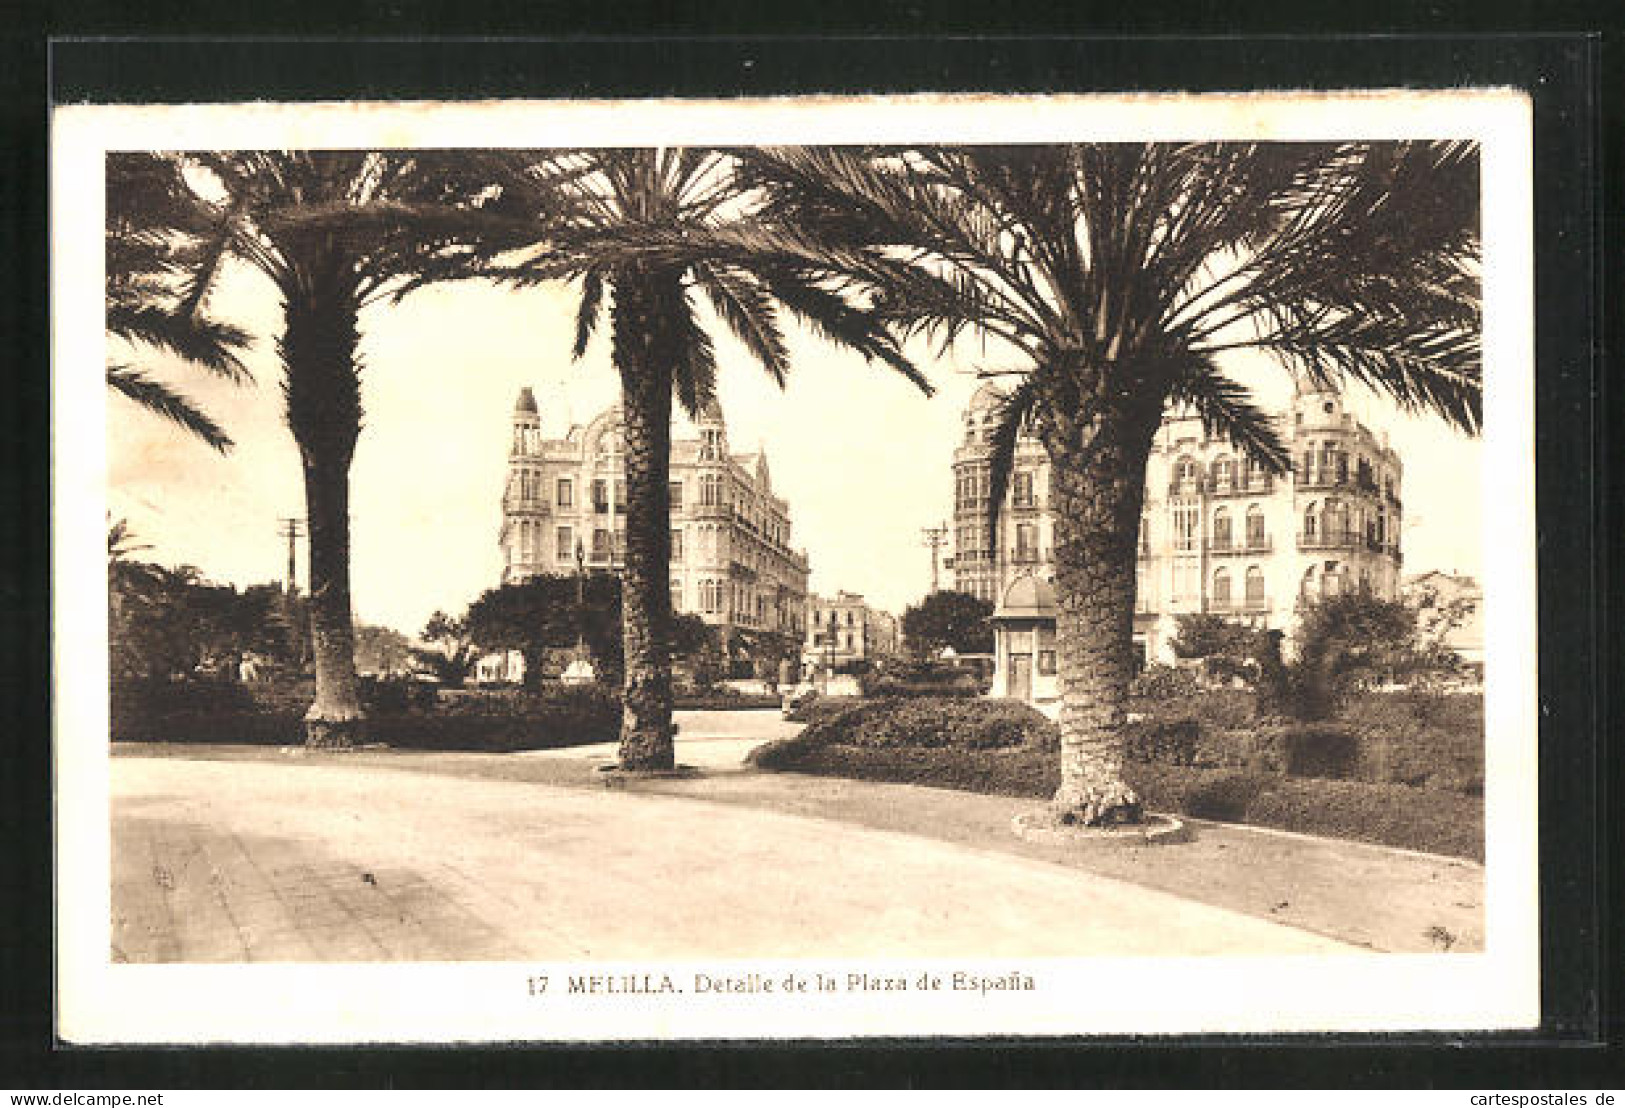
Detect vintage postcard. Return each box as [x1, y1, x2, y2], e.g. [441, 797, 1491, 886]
[54, 91, 1537, 1043]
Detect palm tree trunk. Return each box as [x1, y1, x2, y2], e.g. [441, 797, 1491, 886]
[1042, 399, 1162, 826]
[610, 269, 676, 770]
[282, 269, 366, 749]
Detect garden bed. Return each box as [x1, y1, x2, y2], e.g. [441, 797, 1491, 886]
[748, 696, 1483, 860]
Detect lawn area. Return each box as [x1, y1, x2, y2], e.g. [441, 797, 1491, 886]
[752, 689, 1484, 861]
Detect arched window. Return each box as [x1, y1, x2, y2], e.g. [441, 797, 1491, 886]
[1245, 504, 1266, 547]
[1212, 455, 1235, 491]
[1212, 507, 1232, 549]
[1173, 456, 1199, 493]
[1245, 566, 1266, 605]
[1325, 498, 1349, 540]
[1303, 501, 1320, 539]
[1212, 567, 1231, 607]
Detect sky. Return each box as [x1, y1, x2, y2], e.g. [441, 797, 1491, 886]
[105, 251, 1486, 639]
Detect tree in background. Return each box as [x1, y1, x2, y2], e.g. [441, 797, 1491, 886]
[747, 142, 1480, 826]
[105, 154, 252, 452]
[901, 590, 994, 658]
[463, 573, 624, 688]
[1168, 614, 1264, 685]
[1265, 590, 1432, 721]
[411, 611, 481, 688]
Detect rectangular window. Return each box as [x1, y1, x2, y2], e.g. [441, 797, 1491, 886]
[556, 526, 573, 561]
[592, 479, 608, 512]
[557, 478, 574, 508]
[1012, 471, 1034, 507]
[671, 578, 683, 608]
[1038, 650, 1057, 676]
[671, 528, 684, 562]
[669, 481, 683, 510]
[1015, 522, 1037, 561]
[592, 528, 610, 561]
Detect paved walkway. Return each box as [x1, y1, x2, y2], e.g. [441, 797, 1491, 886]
[112, 750, 1358, 963]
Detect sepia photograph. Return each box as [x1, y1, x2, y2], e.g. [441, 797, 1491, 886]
[53, 92, 1538, 1043]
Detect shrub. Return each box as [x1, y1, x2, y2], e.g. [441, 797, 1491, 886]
[785, 696, 865, 725]
[1269, 722, 1364, 780]
[111, 679, 620, 751]
[796, 696, 1058, 753]
[1180, 771, 1271, 821]
[1122, 718, 1199, 766]
[359, 674, 438, 714]
[1245, 778, 1483, 861]
[1129, 664, 1201, 702]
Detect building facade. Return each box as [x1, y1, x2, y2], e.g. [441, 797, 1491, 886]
[501, 389, 810, 649]
[801, 591, 900, 672]
[954, 381, 1405, 672]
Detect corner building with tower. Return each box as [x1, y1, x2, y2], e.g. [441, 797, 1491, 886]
[952, 382, 1405, 704]
[500, 388, 810, 655]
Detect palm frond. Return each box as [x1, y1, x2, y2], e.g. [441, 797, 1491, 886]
[1164, 357, 1292, 474]
[105, 304, 254, 382]
[984, 377, 1040, 550]
[573, 268, 605, 358]
[107, 365, 234, 452]
[691, 262, 790, 386]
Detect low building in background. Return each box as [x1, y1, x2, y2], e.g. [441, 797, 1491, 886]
[1402, 569, 1484, 675]
[801, 590, 899, 674]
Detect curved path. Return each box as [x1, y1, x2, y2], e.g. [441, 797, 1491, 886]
[112, 754, 1355, 962]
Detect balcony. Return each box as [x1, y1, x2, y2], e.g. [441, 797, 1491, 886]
[1296, 471, 1351, 491]
[1297, 529, 1364, 551]
[1208, 478, 1274, 498]
[1207, 596, 1270, 614]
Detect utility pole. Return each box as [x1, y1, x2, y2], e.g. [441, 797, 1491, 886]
[921, 521, 949, 595]
[278, 517, 306, 593]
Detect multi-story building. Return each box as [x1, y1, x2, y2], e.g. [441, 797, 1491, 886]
[953, 381, 1405, 684]
[500, 388, 810, 652]
[801, 591, 899, 672]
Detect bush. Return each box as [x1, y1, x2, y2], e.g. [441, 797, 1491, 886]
[796, 696, 1057, 752]
[111, 679, 621, 751]
[1271, 722, 1363, 780]
[673, 693, 783, 711]
[785, 695, 864, 725]
[1129, 664, 1201, 702]
[1122, 718, 1199, 766]
[1338, 690, 1484, 794]
[359, 674, 438, 714]
[1180, 771, 1272, 821]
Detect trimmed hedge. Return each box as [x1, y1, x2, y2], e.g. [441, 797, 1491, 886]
[673, 693, 783, 711]
[111, 679, 620, 751]
[751, 696, 1483, 859]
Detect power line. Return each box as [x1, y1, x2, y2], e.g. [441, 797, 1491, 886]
[278, 517, 306, 593]
[921, 521, 949, 595]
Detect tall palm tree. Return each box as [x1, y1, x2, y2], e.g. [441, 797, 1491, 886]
[170, 151, 491, 746]
[744, 143, 1481, 826]
[106, 153, 252, 451]
[454, 149, 930, 770]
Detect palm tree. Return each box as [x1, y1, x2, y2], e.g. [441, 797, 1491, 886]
[744, 143, 1481, 826]
[453, 149, 930, 770]
[106, 153, 252, 451]
[169, 151, 491, 746]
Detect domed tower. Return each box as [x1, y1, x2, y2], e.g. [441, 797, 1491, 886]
[1289, 380, 1403, 604]
[688, 397, 732, 626]
[950, 385, 1004, 602]
[500, 387, 548, 585]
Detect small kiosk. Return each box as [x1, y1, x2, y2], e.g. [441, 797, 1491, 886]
[990, 575, 1060, 718]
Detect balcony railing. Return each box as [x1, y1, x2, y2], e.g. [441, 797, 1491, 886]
[1296, 472, 1350, 490]
[1207, 596, 1270, 614]
[1297, 529, 1365, 551]
[1208, 478, 1275, 498]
